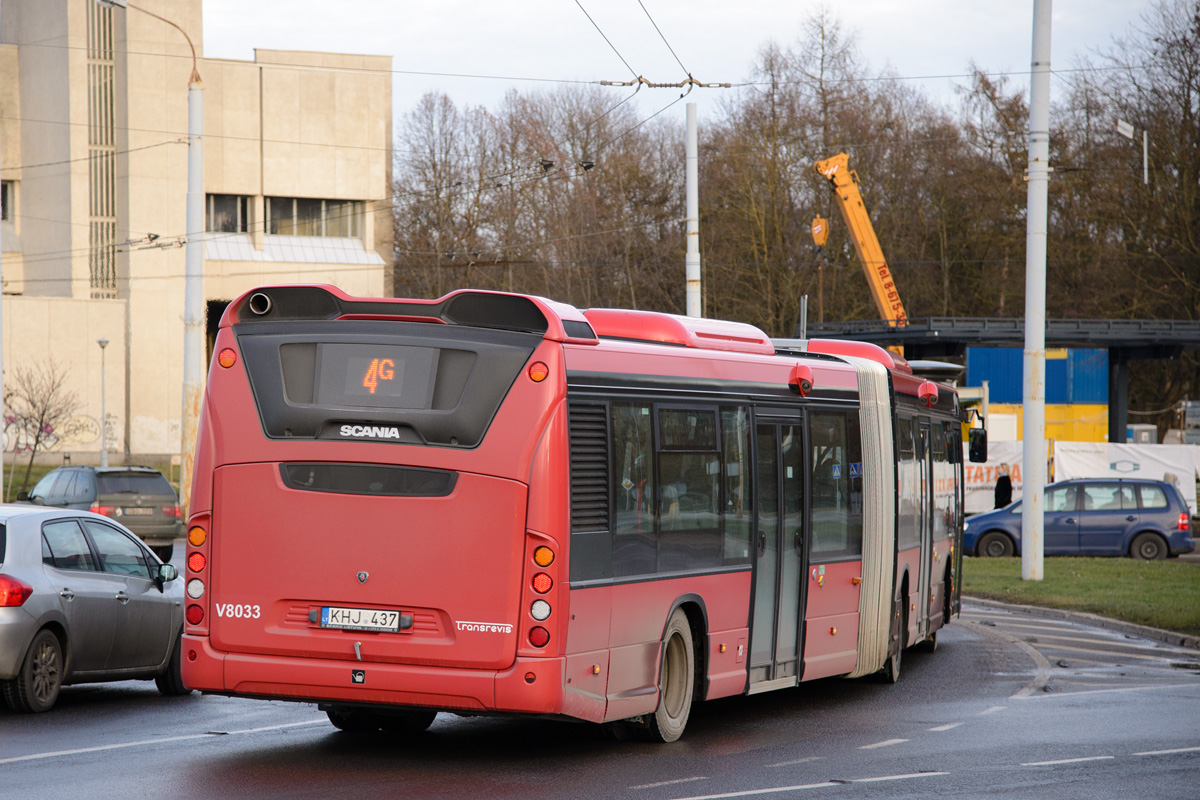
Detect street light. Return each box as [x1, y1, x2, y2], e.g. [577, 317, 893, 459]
[97, 338, 109, 468]
[99, 0, 204, 515]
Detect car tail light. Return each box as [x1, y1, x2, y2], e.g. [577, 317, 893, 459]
[90, 505, 116, 517]
[186, 604, 205, 625]
[528, 626, 550, 647]
[0, 575, 34, 607]
[162, 505, 180, 518]
[1179, 513, 1189, 531]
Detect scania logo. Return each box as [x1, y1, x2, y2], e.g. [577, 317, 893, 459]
[339, 424, 401, 440]
[356, 571, 369, 584]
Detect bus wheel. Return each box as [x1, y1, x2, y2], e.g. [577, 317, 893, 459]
[882, 601, 907, 684]
[326, 706, 381, 732]
[644, 608, 695, 743]
[379, 710, 437, 734]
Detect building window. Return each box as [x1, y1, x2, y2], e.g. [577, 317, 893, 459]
[206, 194, 250, 233]
[266, 197, 362, 237]
[0, 180, 12, 221]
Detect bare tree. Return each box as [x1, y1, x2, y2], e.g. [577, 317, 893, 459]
[5, 361, 81, 496]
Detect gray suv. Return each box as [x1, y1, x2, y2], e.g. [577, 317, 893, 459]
[20, 466, 183, 560]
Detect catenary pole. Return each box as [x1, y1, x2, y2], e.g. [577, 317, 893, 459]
[685, 103, 701, 317]
[1022, 0, 1052, 581]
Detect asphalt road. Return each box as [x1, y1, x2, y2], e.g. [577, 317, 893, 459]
[2, 601, 1197, 800]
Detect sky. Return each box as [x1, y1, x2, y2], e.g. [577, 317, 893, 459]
[200, 0, 1153, 124]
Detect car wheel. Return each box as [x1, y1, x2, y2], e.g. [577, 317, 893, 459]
[152, 544, 174, 562]
[155, 632, 192, 696]
[1129, 532, 1167, 561]
[3, 629, 63, 713]
[977, 531, 1015, 558]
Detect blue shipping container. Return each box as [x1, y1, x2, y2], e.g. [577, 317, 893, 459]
[965, 347, 1108, 405]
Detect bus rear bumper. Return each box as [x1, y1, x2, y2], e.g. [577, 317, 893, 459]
[181, 634, 566, 715]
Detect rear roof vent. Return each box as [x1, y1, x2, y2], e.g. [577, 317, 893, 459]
[583, 308, 775, 355]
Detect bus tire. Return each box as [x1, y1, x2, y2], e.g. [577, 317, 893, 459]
[326, 706, 381, 733]
[882, 598, 907, 684]
[643, 608, 695, 743]
[379, 710, 437, 734]
[977, 532, 1014, 558]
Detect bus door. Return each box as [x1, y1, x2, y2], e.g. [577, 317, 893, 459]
[916, 420, 933, 641]
[748, 417, 806, 693]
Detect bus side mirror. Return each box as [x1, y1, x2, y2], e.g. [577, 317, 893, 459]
[968, 428, 988, 463]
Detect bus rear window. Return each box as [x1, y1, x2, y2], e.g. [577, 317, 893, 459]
[237, 321, 541, 447]
[280, 463, 457, 497]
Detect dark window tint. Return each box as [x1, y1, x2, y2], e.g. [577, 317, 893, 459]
[659, 408, 717, 450]
[64, 471, 94, 503]
[42, 520, 97, 571]
[896, 417, 920, 550]
[280, 463, 456, 496]
[96, 472, 174, 496]
[612, 402, 655, 577]
[84, 521, 153, 578]
[721, 407, 752, 564]
[29, 471, 60, 502]
[0, 525, 6, 563]
[1082, 483, 1135, 511]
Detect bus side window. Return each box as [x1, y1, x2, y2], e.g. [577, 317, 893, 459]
[897, 417, 920, 551]
[721, 407, 752, 564]
[809, 410, 864, 560]
[612, 403, 657, 578]
[657, 408, 721, 572]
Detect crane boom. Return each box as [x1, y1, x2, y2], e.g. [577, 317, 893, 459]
[814, 152, 907, 326]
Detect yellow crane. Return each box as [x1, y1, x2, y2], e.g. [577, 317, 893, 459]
[813, 152, 908, 326]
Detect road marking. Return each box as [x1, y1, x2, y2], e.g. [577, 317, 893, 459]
[859, 738, 908, 750]
[1015, 682, 1200, 700]
[632, 777, 708, 790]
[668, 772, 946, 800]
[929, 722, 963, 731]
[1021, 756, 1115, 766]
[1134, 746, 1200, 756]
[851, 772, 950, 783]
[967, 620, 1052, 697]
[979, 706, 1006, 715]
[668, 781, 838, 799]
[0, 719, 326, 765]
[767, 757, 824, 767]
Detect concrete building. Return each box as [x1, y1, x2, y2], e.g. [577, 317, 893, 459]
[0, 0, 392, 469]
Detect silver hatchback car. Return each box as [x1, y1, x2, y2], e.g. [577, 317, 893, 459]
[0, 505, 190, 712]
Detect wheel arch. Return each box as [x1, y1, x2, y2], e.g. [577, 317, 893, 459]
[661, 594, 708, 703]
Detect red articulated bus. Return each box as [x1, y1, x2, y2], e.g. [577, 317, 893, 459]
[181, 285, 973, 742]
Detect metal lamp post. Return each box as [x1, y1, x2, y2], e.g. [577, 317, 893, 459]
[100, 0, 203, 514]
[97, 338, 109, 468]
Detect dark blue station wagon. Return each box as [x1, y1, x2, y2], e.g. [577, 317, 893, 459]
[964, 478, 1195, 560]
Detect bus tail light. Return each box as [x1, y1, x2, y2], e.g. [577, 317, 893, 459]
[187, 552, 207, 573]
[532, 573, 553, 594]
[530, 600, 551, 621]
[528, 627, 550, 647]
[533, 546, 554, 567]
[188, 526, 207, 547]
[186, 604, 205, 625]
[218, 348, 237, 368]
[186, 579, 205, 599]
[0, 575, 33, 607]
[527, 361, 549, 382]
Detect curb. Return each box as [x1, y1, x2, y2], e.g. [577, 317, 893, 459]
[962, 596, 1200, 652]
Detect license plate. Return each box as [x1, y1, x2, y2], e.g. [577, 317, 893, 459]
[122, 507, 153, 516]
[320, 606, 400, 633]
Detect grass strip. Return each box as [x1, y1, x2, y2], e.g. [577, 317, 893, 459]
[963, 556, 1200, 637]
